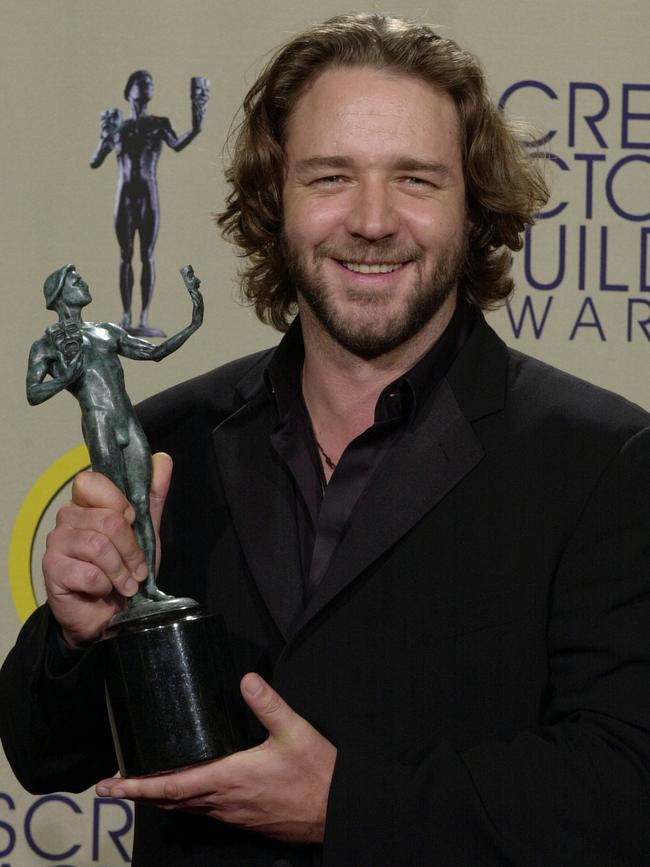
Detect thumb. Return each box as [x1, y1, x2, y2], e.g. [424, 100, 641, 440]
[240, 673, 298, 740]
[150, 452, 173, 534]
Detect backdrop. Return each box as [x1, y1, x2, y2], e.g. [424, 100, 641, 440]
[2, 1, 648, 863]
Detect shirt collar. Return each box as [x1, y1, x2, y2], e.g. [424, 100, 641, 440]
[265, 300, 476, 423]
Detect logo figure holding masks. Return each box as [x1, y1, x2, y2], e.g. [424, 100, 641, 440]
[90, 72, 209, 337]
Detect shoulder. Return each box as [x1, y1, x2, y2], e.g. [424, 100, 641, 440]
[29, 332, 52, 357]
[149, 115, 171, 130]
[94, 321, 123, 336]
[506, 347, 650, 437]
[492, 345, 650, 487]
[136, 346, 275, 436]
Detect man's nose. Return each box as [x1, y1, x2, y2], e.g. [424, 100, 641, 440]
[344, 180, 398, 241]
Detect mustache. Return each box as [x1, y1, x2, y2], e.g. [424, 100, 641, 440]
[314, 240, 423, 264]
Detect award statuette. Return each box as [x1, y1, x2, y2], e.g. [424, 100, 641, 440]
[27, 264, 246, 776]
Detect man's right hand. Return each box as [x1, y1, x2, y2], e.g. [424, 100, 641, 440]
[42, 453, 172, 648]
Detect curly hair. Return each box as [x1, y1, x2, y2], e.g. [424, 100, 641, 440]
[216, 13, 549, 331]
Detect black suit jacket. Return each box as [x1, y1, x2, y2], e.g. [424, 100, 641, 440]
[3, 313, 650, 866]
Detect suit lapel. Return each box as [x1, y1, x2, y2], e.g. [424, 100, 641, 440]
[293, 313, 510, 636]
[292, 378, 485, 634]
[212, 393, 303, 640]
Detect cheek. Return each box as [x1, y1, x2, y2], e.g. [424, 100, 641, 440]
[402, 203, 467, 249]
[283, 193, 348, 246]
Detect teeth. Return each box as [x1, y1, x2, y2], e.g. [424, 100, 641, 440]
[341, 262, 404, 274]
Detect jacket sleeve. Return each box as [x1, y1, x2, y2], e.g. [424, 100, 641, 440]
[324, 426, 650, 867]
[0, 604, 117, 794]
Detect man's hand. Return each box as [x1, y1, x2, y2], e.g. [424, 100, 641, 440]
[43, 453, 172, 647]
[95, 674, 337, 844]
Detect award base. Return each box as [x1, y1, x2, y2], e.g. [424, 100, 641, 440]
[101, 608, 247, 777]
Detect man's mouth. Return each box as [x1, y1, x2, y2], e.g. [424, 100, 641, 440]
[337, 261, 408, 274]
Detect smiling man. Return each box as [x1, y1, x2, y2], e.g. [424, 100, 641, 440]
[3, 13, 650, 867]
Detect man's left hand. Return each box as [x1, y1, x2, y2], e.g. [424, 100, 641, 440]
[95, 673, 337, 844]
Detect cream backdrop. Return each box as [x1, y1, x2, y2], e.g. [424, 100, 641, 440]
[1, 0, 648, 863]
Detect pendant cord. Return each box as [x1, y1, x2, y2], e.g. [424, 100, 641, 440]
[315, 439, 337, 471]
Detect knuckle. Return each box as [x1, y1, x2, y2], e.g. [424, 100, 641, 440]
[162, 781, 183, 801]
[99, 511, 126, 538]
[87, 530, 109, 555]
[71, 471, 93, 500]
[263, 695, 283, 716]
[55, 503, 75, 527]
[44, 528, 62, 550]
[42, 547, 64, 579]
[79, 564, 109, 595]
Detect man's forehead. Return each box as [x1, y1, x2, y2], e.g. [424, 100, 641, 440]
[284, 66, 461, 165]
[291, 65, 453, 111]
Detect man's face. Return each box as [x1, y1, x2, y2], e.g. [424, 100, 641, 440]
[62, 270, 92, 306]
[282, 66, 468, 359]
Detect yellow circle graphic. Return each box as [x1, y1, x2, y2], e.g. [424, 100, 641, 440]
[8, 443, 90, 623]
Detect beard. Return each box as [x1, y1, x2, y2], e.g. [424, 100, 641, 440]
[282, 233, 468, 360]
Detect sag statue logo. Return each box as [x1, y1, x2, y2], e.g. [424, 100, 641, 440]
[8, 444, 89, 622]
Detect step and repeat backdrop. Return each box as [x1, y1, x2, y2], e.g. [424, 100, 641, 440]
[2, 0, 648, 863]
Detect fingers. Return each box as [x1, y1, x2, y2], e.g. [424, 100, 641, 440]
[240, 674, 299, 740]
[72, 470, 135, 522]
[96, 760, 220, 802]
[51, 511, 145, 594]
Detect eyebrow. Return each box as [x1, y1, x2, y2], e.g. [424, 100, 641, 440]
[293, 155, 451, 179]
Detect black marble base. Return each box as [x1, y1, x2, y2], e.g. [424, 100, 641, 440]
[101, 609, 247, 777]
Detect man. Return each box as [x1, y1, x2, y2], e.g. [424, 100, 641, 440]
[90, 71, 209, 336]
[3, 13, 650, 866]
[25, 263, 204, 629]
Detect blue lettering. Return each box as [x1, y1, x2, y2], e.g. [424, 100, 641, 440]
[641, 227, 650, 292]
[24, 795, 81, 861]
[627, 300, 650, 340]
[569, 82, 609, 148]
[524, 225, 566, 290]
[574, 153, 606, 219]
[506, 295, 554, 339]
[93, 798, 133, 863]
[599, 226, 628, 292]
[498, 80, 557, 146]
[622, 84, 650, 149]
[569, 298, 606, 340]
[578, 225, 587, 291]
[0, 794, 16, 858]
[606, 155, 650, 221]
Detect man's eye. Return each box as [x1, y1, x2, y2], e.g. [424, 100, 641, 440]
[403, 176, 433, 187]
[314, 175, 345, 185]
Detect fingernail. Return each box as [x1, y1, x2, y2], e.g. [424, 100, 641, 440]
[135, 562, 148, 579]
[124, 578, 138, 596]
[96, 786, 109, 796]
[243, 673, 263, 697]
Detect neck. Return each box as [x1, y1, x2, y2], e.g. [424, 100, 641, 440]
[130, 100, 149, 119]
[301, 291, 456, 463]
[57, 305, 82, 324]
